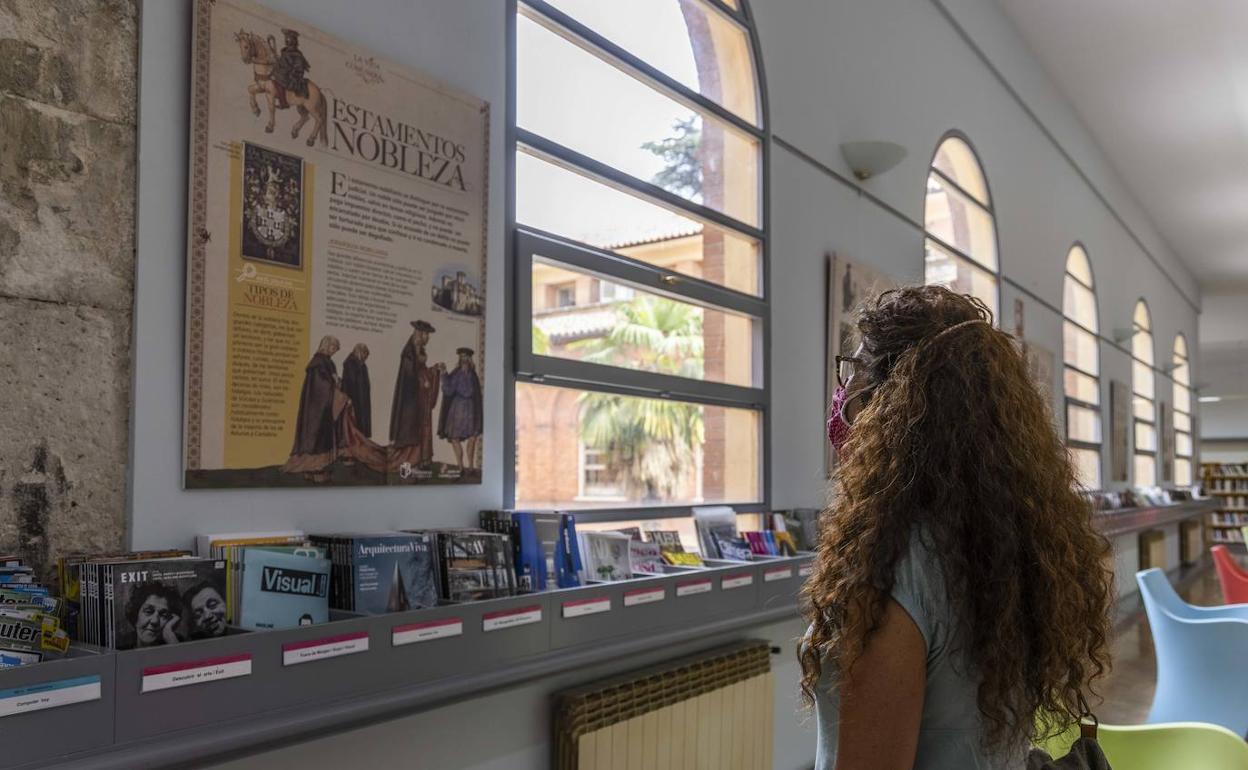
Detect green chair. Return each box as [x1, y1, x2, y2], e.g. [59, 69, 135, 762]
[1034, 720, 1248, 769]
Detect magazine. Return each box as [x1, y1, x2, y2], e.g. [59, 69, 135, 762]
[693, 506, 738, 559]
[238, 549, 330, 630]
[579, 531, 632, 582]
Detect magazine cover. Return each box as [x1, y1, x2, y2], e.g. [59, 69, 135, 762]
[351, 534, 439, 614]
[580, 532, 632, 582]
[693, 506, 738, 559]
[109, 558, 227, 650]
[239, 549, 330, 630]
[438, 531, 514, 602]
[628, 540, 664, 574]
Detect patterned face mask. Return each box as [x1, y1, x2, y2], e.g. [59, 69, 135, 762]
[827, 383, 852, 454]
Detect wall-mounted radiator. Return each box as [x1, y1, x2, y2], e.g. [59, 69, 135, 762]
[554, 640, 774, 770]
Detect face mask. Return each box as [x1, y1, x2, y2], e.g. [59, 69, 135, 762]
[827, 384, 852, 454]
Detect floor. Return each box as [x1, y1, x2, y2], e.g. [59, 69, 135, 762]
[1097, 560, 1224, 724]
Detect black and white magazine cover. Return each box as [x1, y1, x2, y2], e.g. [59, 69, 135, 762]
[109, 558, 227, 650]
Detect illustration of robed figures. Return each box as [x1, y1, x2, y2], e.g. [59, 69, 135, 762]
[438, 347, 483, 473]
[341, 344, 372, 437]
[283, 336, 340, 476]
[389, 321, 442, 467]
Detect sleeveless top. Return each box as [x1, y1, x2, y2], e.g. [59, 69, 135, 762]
[812, 531, 1025, 769]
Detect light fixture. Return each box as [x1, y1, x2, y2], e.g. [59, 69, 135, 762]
[839, 141, 907, 181]
[1199, 396, 1222, 403]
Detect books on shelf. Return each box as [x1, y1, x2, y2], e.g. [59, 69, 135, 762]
[645, 530, 704, 568]
[435, 530, 516, 603]
[480, 510, 583, 591]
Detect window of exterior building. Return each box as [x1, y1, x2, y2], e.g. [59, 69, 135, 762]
[1061, 245, 1101, 488]
[924, 135, 999, 320]
[1172, 334, 1193, 486]
[511, 0, 767, 516]
[1132, 300, 1157, 486]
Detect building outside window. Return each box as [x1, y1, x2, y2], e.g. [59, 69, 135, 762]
[1172, 334, 1193, 486]
[1132, 300, 1157, 486]
[1061, 245, 1102, 489]
[924, 135, 999, 320]
[511, 0, 768, 518]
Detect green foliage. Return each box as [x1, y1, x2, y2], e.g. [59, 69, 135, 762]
[641, 117, 703, 200]
[532, 324, 551, 356]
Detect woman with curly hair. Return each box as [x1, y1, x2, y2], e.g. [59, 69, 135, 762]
[803, 286, 1113, 769]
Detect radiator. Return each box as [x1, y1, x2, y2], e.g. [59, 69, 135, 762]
[554, 640, 774, 770]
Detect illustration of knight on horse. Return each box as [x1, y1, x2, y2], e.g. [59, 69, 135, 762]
[235, 27, 328, 147]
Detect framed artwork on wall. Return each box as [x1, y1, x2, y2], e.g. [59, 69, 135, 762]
[1160, 401, 1174, 482]
[1110, 380, 1131, 483]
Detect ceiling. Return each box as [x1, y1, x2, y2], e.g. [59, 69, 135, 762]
[994, 0, 1248, 294]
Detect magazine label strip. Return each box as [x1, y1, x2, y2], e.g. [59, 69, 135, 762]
[799, 563, 814, 577]
[141, 653, 253, 693]
[0, 675, 101, 718]
[392, 618, 463, 646]
[623, 587, 666, 607]
[482, 605, 543, 632]
[676, 579, 713, 597]
[561, 597, 611, 619]
[282, 631, 370, 666]
[721, 573, 754, 590]
[764, 567, 794, 583]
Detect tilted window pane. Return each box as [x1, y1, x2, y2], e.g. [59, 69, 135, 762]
[1174, 411, 1191, 433]
[1133, 328, 1153, 365]
[1063, 278, 1098, 332]
[515, 382, 762, 509]
[1134, 395, 1154, 421]
[1175, 385, 1191, 414]
[1175, 459, 1192, 487]
[1063, 322, 1100, 377]
[1133, 360, 1154, 400]
[1173, 358, 1190, 387]
[1067, 403, 1102, 444]
[925, 174, 997, 272]
[931, 137, 990, 206]
[1134, 454, 1156, 487]
[530, 257, 759, 388]
[1071, 447, 1102, 490]
[518, 14, 760, 227]
[1135, 422, 1157, 452]
[536, 0, 760, 125]
[1176, 431, 1193, 457]
[1066, 246, 1093, 288]
[516, 152, 762, 296]
[924, 240, 998, 321]
[1063, 366, 1100, 405]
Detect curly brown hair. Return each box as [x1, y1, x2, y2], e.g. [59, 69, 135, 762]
[800, 285, 1112, 753]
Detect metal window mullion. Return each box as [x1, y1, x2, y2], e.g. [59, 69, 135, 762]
[520, 0, 763, 139]
[518, 129, 764, 241]
[1065, 395, 1100, 412]
[1064, 270, 1094, 292]
[518, 356, 764, 408]
[571, 502, 767, 524]
[924, 233, 997, 277]
[1063, 360, 1100, 383]
[929, 167, 992, 214]
[518, 229, 767, 319]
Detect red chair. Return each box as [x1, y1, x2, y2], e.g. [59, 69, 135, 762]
[1211, 545, 1248, 604]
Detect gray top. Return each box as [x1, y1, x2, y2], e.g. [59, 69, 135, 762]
[813, 532, 1024, 769]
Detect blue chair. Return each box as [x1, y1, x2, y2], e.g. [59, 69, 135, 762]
[1137, 567, 1248, 736]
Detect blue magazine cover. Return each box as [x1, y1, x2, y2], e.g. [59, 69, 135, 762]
[352, 534, 439, 614]
[239, 550, 330, 630]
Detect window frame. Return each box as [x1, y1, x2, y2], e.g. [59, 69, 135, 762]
[504, 0, 772, 522]
[1131, 299, 1158, 486]
[1172, 333, 1193, 486]
[923, 130, 1002, 321]
[1061, 244, 1102, 488]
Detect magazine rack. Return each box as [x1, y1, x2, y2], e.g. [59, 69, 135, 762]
[1093, 499, 1216, 538]
[0, 552, 814, 769]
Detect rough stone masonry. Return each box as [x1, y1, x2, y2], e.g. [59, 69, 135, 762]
[0, 0, 138, 580]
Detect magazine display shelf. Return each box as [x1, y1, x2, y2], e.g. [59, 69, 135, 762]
[1092, 499, 1216, 539]
[0, 552, 814, 770]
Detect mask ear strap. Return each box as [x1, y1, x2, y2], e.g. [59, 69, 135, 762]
[1077, 692, 1097, 740]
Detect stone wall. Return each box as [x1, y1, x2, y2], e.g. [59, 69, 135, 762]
[0, 0, 138, 579]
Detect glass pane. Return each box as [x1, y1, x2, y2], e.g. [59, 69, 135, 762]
[1071, 447, 1101, 490]
[1066, 246, 1093, 288]
[1063, 366, 1099, 405]
[578, 513, 762, 557]
[1063, 277, 1098, 332]
[530, 257, 759, 388]
[1134, 454, 1156, 487]
[1174, 334, 1188, 358]
[925, 174, 997, 272]
[1132, 329, 1153, 365]
[515, 382, 762, 508]
[1067, 403, 1102, 444]
[518, 14, 760, 227]
[1173, 359, 1190, 387]
[1176, 431, 1193, 457]
[536, 0, 760, 125]
[1063, 322, 1100, 377]
[1174, 385, 1191, 414]
[1133, 360, 1154, 400]
[931, 137, 989, 206]
[1175, 458, 1192, 487]
[516, 152, 762, 296]
[1174, 411, 1191, 433]
[1134, 395, 1154, 421]
[924, 240, 998, 321]
[1134, 301, 1151, 330]
[1135, 422, 1157, 452]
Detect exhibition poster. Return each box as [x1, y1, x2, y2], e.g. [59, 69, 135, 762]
[184, 0, 488, 488]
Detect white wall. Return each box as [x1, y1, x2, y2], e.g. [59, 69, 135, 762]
[134, 0, 1207, 767]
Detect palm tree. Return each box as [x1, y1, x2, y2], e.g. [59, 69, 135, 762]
[570, 296, 705, 501]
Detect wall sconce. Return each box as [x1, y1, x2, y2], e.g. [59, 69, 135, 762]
[839, 141, 907, 181]
[1111, 327, 1135, 345]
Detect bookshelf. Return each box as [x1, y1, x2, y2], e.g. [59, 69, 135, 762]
[1202, 462, 1248, 548]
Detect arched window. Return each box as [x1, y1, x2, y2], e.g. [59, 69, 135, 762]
[511, 0, 768, 514]
[1132, 300, 1157, 486]
[924, 135, 999, 320]
[1062, 245, 1101, 488]
[1172, 335, 1193, 486]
